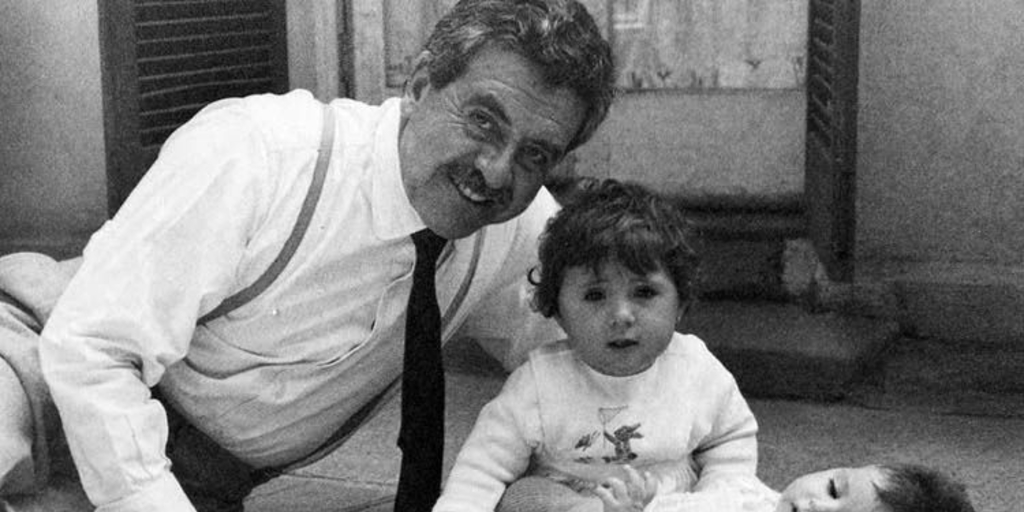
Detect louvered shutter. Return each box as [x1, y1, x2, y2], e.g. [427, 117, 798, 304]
[101, 0, 289, 214]
[805, 0, 860, 282]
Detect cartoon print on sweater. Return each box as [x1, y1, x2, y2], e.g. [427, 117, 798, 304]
[572, 405, 643, 464]
[603, 423, 642, 463]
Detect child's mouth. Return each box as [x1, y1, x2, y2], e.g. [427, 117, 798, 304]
[608, 339, 638, 349]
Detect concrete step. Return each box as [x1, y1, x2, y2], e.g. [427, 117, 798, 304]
[684, 300, 899, 400]
[845, 336, 1024, 418]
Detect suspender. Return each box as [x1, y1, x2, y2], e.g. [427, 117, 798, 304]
[275, 229, 487, 474]
[180, 100, 487, 473]
[197, 103, 336, 325]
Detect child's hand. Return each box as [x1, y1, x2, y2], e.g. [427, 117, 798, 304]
[594, 465, 659, 512]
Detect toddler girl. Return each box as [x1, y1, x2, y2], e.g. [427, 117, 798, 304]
[433, 179, 758, 512]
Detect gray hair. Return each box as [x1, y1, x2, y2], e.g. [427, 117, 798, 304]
[420, 0, 616, 151]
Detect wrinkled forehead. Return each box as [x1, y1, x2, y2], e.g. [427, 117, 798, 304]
[454, 47, 586, 147]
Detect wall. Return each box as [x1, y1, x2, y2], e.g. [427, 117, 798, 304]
[857, 0, 1024, 267]
[854, 0, 1024, 343]
[286, 1, 341, 102]
[575, 90, 805, 203]
[0, 1, 106, 258]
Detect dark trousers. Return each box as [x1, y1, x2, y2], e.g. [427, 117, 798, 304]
[158, 392, 279, 512]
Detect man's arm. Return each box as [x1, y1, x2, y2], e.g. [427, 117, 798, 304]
[39, 96, 300, 512]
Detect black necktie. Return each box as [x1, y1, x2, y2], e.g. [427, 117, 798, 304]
[395, 228, 448, 511]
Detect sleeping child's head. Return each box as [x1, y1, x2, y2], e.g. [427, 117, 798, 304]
[530, 179, 698, 377]
[777, 463, 975, 512]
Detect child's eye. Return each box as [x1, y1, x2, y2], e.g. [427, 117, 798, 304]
[633, 285, 658, 299]
[827, 478, 838, 499]
[583, 290, 605, 301]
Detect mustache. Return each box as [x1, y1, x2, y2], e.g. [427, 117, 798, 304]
[446, 164, 513, 204]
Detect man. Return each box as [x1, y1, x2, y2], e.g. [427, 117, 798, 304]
[0, 1, 615, 511]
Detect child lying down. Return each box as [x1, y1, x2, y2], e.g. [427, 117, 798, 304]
[564, 462, 975, 512]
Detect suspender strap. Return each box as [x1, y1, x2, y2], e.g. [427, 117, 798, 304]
[198, 104, 336, 325]
[273, 230, 486, 474]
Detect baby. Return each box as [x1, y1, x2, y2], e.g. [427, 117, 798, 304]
[433, 179, 759, 512]
[643, 463, 975, 512]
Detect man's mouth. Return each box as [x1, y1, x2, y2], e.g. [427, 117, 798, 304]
[449, 167, 509, 206]
[455, 178, 493, 204]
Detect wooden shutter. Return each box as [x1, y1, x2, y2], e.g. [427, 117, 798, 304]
[100, 0, 289, 214]
[805, 0, 860, 282]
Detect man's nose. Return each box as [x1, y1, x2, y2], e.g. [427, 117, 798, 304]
[475, 144, 515, 190]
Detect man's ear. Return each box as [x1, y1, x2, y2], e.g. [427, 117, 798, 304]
[404, 51, 434, 101]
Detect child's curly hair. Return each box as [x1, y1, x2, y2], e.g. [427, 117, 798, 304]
[530, 178, 699, 318]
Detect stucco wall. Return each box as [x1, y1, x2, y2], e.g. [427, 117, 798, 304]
[0, 1, 107, 257]
[857, 0, 1024, 267]
[574, 89, 805, 203]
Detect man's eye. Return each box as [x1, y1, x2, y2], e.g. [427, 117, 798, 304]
[518, 146, 553, 170]
[467, 110, 495, 131]
[827, 478, 838, 499]
[583, 290, 604, 301]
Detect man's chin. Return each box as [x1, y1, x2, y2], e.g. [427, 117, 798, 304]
[443, 209, 513, 237]
[421, 194, 528, 237]
[427, 218, 487, 240]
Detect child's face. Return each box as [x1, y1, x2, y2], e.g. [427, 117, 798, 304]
[775, 465, 888, 512]
[555, 260, 683, 377]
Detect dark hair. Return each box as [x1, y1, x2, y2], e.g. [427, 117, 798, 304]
[530, 179, 698, 318]
[878, 464, 976, 512]
[421, 0, 615, 151]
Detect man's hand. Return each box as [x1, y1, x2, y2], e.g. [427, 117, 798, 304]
[594, 465, 659, 512]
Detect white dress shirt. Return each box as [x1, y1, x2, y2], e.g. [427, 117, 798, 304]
[39, 90, 563, 512]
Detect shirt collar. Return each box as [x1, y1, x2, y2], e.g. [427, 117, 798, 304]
[370, 97, 426, 241]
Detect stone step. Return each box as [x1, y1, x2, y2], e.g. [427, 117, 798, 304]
[684, 300, 898, 400]
[845, 336, 1024, 418]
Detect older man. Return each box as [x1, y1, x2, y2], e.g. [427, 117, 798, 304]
[0, 1, 615, 511]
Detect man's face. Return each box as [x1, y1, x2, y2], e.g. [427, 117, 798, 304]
[398, 46, 586, 239]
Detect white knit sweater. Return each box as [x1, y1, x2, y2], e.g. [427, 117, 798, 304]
[434, 333, 760, 512]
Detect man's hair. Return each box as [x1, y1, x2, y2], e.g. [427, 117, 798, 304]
[421, 0, 615, 152]
[878, 464, 976, 512]
[530, 179, 698, 318]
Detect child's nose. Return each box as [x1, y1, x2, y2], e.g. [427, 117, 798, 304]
[611, 301, 635, 327]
